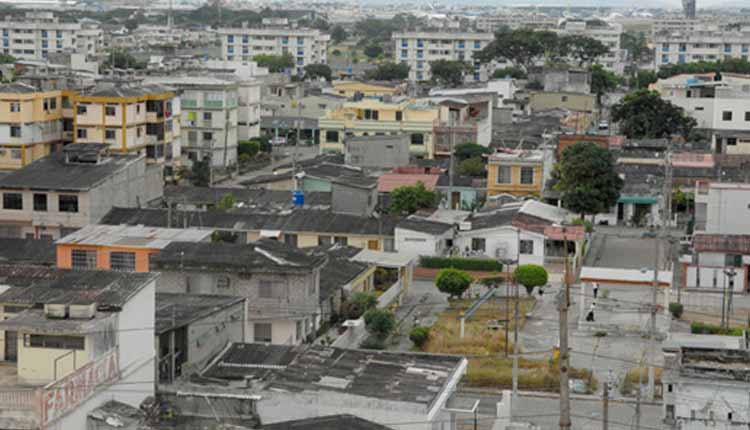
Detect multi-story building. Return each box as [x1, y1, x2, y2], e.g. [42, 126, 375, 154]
[319, 98, 448, 159]
[475, 15, 557, 32]
[0, 144, 163, 239]
[654, 22, 750, 68]
[218, 19, 330, 76]
[0, 82, 64, 171]
[556, 19, 626, 74]
[71, 82, 182, 174]
[0, 266, 157, 430]
[653, 73, 750, 154]
[0, 11, 102, 61]
[392, 32, 495, 82]
[486, 149, 550, 197]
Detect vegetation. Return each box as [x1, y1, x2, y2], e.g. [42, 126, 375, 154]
[620, 31, 650, 64]
[303, 63, 332, 81]
[330, 25, 348, 44]
[435, 268, 473, 299]
[552, 141, 623, 218]
[611, 89, 697, 139]
[103, 49, 146, 70]
[668, 303, 684, 319]
[656, 58, 750, 80]
[184, 159, 211, 187]
[409, 326, 431, 349]
[365, 62, 410, 81]
[388, 182, 440, 215]
[344, 292, 378, 320]
[621, 367, 662, 397]
[514, 264, 549, 296]
[561, 34, 609, 66]
[590, 64, 621, 104]
[216, 193, 236, 211]
[629, 69, 658, 89]
[253, 53, 294, 72]
[419, 256, 503, 272]
[690, 322, 745, 336]
[455, 142, 491, 161]
[0, 54, 16, 64]
[238, 140, 261, 158]
[363, 308, 396, 338]
[430, 60, 471, 87]
[363, 44, 384, 59]
[492, 66, 527, 80]
[673, 189, 695, 213]
[457, 157, 485, 177]
[571, 218, 594, 233]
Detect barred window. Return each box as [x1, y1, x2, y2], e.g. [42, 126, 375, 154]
[254, 323, 272, 342]
[110, 251, 135, 271]
[71, 249, 97, 270]
[26, 334, 84, 350]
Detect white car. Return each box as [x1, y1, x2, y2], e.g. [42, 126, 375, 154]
[598, 121, 609, 130]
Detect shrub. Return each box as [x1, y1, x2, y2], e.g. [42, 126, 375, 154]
[420, 256, 503, 272]
[343, 292, 377, 319]
[572, 218, 594, 233]
[363, 308, 396, 338]
[238, 140, 261, 158]
[690, 321, 744, 336]
[360, 336, 386, 350]
[409, 326, 431, 349]
[514, 264, 549, 296]
[668, 302, 684, 319]
[436, 268, 473, 299]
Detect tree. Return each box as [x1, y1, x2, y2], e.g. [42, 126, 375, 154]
[629, 69, 658, 89]
[409, 326, 430, 349]
[435, 268, 472, 299]
[331, 25, 348, 44]
[364, 44, 384, 59]
[430, 60, 471, 87]
[493, 66, 527, 80]
[560, 35, 610, 66]
[238, 140, 261, 159]
[476, 28, 548, 72]
[365, 62, 409, 81]
[620, 31, 649, 63]
[344, 291, 378, 319]
[216, 193, 236, 211]
[611, 89, 697, 139]
[253, 53, 294, 72]
[590, 64, 621, 104]
[185, 159, 211, 187]
[552, 141, 623, 217]
[332, 49, 342, 57]
[457, 157, 485, 177]
[103, 49, 146, 70]
[455, 142, 491, 161]
[304, 63, 332, 81]
[363, 308, 396, 338]
[514, 264, 548, 296]
[0, 54, 16, 64]
[388, 182, 439, 215]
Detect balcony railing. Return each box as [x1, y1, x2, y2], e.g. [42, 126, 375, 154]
[0, 390, 36, 411]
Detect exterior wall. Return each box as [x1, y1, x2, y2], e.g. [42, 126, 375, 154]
[455, 226, 545, 265]
[0, 15, 86, 61]
[56, 244, 156, 272]
[395, 228, 451, 257]
[238, 80, 261, 141]
[392, 32, 495, 82]
[529, 92, 596, 112]
[330, 183, 376, 217]
[664, 379, 750, 430]
[705, 185, 750, 234]
[331, 82, 398, 98]
[344, 137, 411, 169]
[486, 162, 543, 197]
[185, 300, 245, 369]
[685, 263, 748, 292]
[16, 330, 94, 384]
[654, 30, 750, 67]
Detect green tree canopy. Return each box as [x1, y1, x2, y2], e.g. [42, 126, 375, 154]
[388, 182, 439, 215]
[476, 28, 548, 71]
[0, 54, 16, 65]
[611, 89, 697, 139]
[185, 159, 211, 187]
[552, 141, 623, 217]
[363, 308, 396, 338]
[590, 64, 621, 103]
[454, 142, 491, 161]
[493, 66, 527, 79]
[514, 264, 548, 295]
[103, 49, 146, 70]
[560, 35, 610, 66]
[304, 63, 332, 81]
[253, 53, 294, 73]
[435, 268, 472, 299]
[656, 58, 750, 79]
[363, 44, 384, 59]
[620, 31, 650, 63]
[331, 25, 348, 44]
[457, 157, 485, 177]
[365, 62, 409, 81]
[629, 69, 658, 89]
[216, 193, 236, 211]
[430, 60, 471, 87]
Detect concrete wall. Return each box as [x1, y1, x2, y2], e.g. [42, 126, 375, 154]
[344, 136, 411, 169]
[705, 186, 750, 234]
[455, 226, 544, 265]
[670, 380, 750, 430]
[395, 228, 451, 257]
[331, 183, 376, 217]
[685, 263, 747, 292]
[186, 300, 245, 370]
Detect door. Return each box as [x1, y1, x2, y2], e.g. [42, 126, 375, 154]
[4, 331, 17, 362]
[451, 192, 461, 209]
[617, 203, 624, 222]
[368, 240, 379, 250]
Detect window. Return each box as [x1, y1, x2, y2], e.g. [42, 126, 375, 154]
[136, 127, 142, 138]
[259, 280, 274, 298]
[3, 193, 22, 210]
[9, 102, 20, 112]
[520, 167, 534, 185]
[561, 95, 568, 102]
[725, 254, 742, 267]
[334, 236, 348, 245]
[77, 104, 87, 114]
[49, 97, 56, 110]
[497, 166, 511, 184]
[71, 249, 97, 270]
[667, 384, 673, 393]
[519, 240, 534, 255]
[728, 413, 733, 421]
[203, 132, 213, 141]
[77, 128, 87, 139]
[727, 137, 737, 146]
[254, 323, 272, 343]
[105, 105, 116, 116]
[745, 111, 750, 121]
[27, 335, 84, 350]
[203, 112, 212, 121]
[10, 126, 20, 138]
[10, 149, 21, 160]
[318, 235, 332, 246]
[410, 133, 424, 145]
[722, 111, 733, 121]
[33, 193, 47, 212]
[216, 276, 231, 289]
[395, 111, 403, 121]
[363, 109, 379, 120]
[284, 234, 298, 248]
[110, 252, 135, 271]
[325, 130, 339, 143]
[105, 129, 116, 140]
[471, 238, 486, 252]
[59, 195, 78, 213]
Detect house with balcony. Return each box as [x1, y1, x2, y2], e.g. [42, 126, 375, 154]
[150, 239, 325, 345]
[0, 266, 157, 430]
[319, 99, 448, 159]
[0, 144, 163, 239]
[486, 149, 551, 198]
[422, 93, 494, 149]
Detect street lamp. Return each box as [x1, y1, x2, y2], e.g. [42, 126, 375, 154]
[722, 268, 737, 330]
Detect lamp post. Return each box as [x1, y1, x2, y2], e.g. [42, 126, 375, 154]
[723, 268, 737, 329]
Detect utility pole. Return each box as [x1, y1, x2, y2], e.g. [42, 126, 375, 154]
[512, 228, 520, 396]
[602, 382, 609, 430]
[635, 379, 641, 430]
[559, 227, 571, 430]
[448, 116, 455, 209]
[293, 101, 302, 191]
[505, 261, 511, 358]
[648, 229, 659, 401]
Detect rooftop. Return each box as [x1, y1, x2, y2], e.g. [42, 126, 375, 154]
[396, 217, 453, 235]
[679, 348, 750, 381]
[263, 415, 393, 430]
[463, 204, 521, 231]
[0, 82, 40, 94]
[150, 239, 324, 273]
[377, 173, 440, 193]
[163, 186, 331, 210]
[155, 293, 245, 334]
[56, 224, 212, 248]
[0, 239, 55, 266]
[488, 149, 544, 163]
[693, 233, 750, 254]
[0, 153, 143, 191]
[305, 245, 370, 303]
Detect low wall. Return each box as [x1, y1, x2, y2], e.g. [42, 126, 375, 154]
[330, 318, 368, 349]
[414, 267, 509, 281]
[377, 280, 402, 309]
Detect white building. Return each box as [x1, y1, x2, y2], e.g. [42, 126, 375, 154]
[653, 73, 750, 154]
[0, 11, 102, 61]
[395, 217, 454, 257]
[0, 268, 157, 430]
[653, 22, 750, 68]
[429, 78, 517, 108]
[218, 19, 329, 76]
[392, 31, 495, 82]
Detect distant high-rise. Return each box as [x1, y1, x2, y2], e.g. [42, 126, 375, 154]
[682, 0, 696, 19]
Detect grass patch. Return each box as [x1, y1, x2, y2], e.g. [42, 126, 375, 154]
[621, 367, 662, 397]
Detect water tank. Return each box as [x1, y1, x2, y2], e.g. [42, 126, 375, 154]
[292, 190, 305, 206]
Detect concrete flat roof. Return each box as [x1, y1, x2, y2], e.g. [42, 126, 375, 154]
[56, 224, 212, 249]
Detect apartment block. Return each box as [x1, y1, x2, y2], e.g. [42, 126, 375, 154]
[0, 11, 102, 61]
[654, 22, 750, 67]
[0, 82, 64, 171]
[557, 19, 626, 73]
[392, 32, 495, 82]
[218, 19, 329, 76]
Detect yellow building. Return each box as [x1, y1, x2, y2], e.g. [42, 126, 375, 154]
[0, 83, 64, 170]
[487, 150, 545, 197]
[319, 99, 446, 159]
[72, 84, 181, 174]
[330, 80, 401, 98]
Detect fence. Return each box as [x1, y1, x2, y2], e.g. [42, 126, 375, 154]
[0, 390, 36, 411]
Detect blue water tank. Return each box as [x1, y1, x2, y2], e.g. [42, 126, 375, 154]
[292, 191, 304, 206]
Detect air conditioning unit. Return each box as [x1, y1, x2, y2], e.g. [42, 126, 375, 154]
[44, 304, 68, 319]
[459, 221, 472, 231]
[69, 303, 96, 319]
[495, 247, 507, 259]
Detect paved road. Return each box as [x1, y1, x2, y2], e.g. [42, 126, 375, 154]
[219, 145, 319, 187]
[390, 279, 449, 351]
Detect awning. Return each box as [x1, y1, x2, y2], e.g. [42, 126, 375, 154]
[618, 196, 658, 205]
[260, 230, 282, 239]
